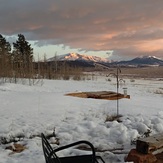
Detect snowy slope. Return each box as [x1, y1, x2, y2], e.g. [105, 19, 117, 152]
[47, 54, 163, 68]
[116, 56, 163, 67]
[47, 53, 109, 63]
[0, 77, 163, 163]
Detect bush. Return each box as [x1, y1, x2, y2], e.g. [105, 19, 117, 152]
[105, 114, 123, 122]
[72, 75, 82, 81]
[62, 75, 70, 80]
[107, 78, 112, 82]
[130, 79, 135, 82]
[154, 88, 163, 95]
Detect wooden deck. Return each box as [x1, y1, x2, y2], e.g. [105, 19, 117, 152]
[66, 91, 130, 100]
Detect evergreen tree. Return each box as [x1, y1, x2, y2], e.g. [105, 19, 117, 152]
[0, 34, 11, 61]
[13, 34, 33, 71]
[0, 34, 11, 77]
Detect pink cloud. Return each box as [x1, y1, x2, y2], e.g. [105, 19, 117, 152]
[1, 0, 163, 59]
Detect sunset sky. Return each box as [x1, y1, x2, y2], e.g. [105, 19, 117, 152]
[1, 0, 163, 61]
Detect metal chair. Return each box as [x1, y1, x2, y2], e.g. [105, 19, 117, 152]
[41, 133, 105, 163]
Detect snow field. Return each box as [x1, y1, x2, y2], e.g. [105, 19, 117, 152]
[0, 77, 162, 163]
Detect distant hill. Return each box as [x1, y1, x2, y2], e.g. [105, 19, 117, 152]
[115, 56, 163, 67]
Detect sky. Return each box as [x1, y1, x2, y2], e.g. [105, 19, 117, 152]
[1, 0, 163, 61]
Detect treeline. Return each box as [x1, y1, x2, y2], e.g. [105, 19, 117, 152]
[0, 34, 84, 84]
[0, 34, 35, 84]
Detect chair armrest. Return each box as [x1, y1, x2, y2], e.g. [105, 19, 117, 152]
[49, 140, 96, 162]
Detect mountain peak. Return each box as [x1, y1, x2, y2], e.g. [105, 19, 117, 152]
[116, 55, 163, 67]
[47, 53, 110, 63]
[137, 55, 162, 60]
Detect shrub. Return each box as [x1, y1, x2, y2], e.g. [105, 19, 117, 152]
[107, 78, 112, 82]
[130, 79, 135, 82]
[72, 75, 81, 81]
[62, 75, 70, 80]
[154, 88, 163, 95]
[105, 114, 123, 123]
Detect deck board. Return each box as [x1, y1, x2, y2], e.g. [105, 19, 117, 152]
[66, 91, 130, 100]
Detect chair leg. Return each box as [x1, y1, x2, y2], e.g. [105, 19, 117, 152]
[96, 156, 105, 163]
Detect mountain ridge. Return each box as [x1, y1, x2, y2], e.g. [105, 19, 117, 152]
[47, 53, 163, 67]
[47, 53, 110, 63]
[116, 55, 163, 67]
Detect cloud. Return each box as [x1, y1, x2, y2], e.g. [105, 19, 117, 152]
[1, 0, 163, 58]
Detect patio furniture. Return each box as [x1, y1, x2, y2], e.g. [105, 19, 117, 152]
[41, 133, 105, 163]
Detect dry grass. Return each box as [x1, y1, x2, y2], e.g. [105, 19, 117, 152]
[105, 114, 123, 123]
[6, 143, 27, 154]
[120, 67, 163, 78]
[103, 66, 163, 79]
[154, 88, 163, 95]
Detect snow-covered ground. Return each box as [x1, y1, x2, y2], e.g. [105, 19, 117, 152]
[0, 76, 163, 163]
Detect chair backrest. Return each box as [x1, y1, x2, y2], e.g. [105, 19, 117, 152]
[41, 133, 61, 163]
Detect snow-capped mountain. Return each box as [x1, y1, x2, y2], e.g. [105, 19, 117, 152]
[115, 56, 163, 67]
[47, 53, 109, 63]
[46, 54, 163, 68]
